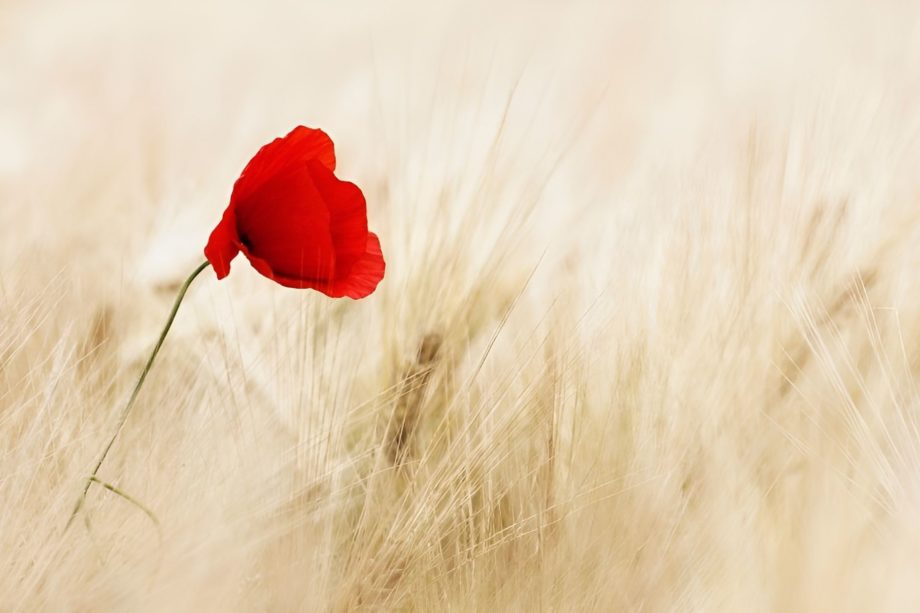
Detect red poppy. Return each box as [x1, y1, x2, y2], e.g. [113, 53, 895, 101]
[204, 126, 385, 299]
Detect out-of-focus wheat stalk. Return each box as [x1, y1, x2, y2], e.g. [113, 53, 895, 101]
[2, 0, 920, 610]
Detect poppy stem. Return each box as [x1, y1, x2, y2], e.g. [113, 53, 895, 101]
[65, 260, 211, 532]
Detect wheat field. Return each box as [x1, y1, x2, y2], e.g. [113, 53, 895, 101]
[3, 0, 920, 610]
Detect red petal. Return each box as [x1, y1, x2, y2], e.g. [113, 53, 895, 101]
[326, 232, 386, 299]
[306, 160, 369, 280]
[203, 207, 241, 279]
[246, 232, 385, 298]
[235, 162, 337, 282]
[231, 126, 336, 207]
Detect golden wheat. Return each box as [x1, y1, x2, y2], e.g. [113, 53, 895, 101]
[2, 0, 920, 610]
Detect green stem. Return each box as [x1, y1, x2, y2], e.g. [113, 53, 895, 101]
[65, 260, 210, 531]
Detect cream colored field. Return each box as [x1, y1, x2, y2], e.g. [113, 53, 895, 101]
[3, 1, 920, 610]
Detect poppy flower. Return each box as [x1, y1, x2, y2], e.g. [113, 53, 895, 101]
[66, 125, 387, 532]
[204, 126, 385, 299]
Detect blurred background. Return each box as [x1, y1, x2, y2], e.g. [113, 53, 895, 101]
[3, 0, 920, 610]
